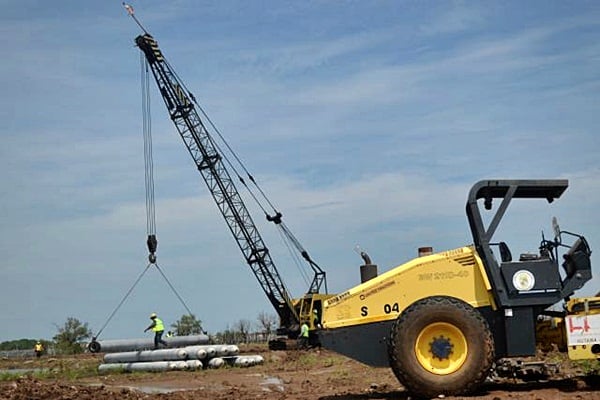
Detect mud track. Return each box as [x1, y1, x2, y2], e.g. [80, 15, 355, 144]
[1, 347, 598, 399]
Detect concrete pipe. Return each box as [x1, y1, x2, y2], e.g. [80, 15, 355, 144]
[246, 355, 264, 365]
[99, 359, 204, 373]
[205, 347, 217, 358]
[98, 363, 129, 373]
[182, 346, 208, 360]
[224, 345, 239, 356]
[99, 361, 174, 373]
[88, 334, 209, 353]
[208, 357, 225, 369]
[194, 348, 208, 360]
[233, 355, 264, 367]
[233, 357, 251, 367]
[104, 348, 188, 364]
[168, 361, 188, 370]
[185, 360, 203, 370]
[215, 345, 235, 356]
[129, 361, 174, 372]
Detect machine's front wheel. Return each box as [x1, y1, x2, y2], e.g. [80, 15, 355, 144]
[388, 296, 494, 398]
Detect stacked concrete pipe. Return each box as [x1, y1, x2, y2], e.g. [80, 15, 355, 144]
[96, 341, 263, 373]
[88, 334, 209, 353]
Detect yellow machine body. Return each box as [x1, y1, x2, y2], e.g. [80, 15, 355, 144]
[322, 246, 495, 329]
[294, 293, 335, 330]
[317, 180, 595, 398]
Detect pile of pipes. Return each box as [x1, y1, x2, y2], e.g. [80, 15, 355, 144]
[91, 336, 264, 373]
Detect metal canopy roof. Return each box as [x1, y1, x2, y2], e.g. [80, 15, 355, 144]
[468, 179, 568, 203]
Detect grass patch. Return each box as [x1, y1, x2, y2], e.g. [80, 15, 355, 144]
[296, 352, 320, 368]
[575, 359, 600, 376]
[0, 356, 101, 381]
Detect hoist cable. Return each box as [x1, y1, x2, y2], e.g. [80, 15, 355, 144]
[277, 227, 310, 287]
[142, 54, 156, 238]
[141, 56, 195, 320]
[94, 263, 153, 339]
[165, 60, 279, 214]
[162, 56, 325, 293]
[177, 77, 324, 279]
[196, 102, 279, 213]
[208, 136, 271, 215]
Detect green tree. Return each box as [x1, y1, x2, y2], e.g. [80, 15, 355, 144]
[53, 317, 92, 354]
[0, 338, 37, 351]
[171, 314, 203, 336]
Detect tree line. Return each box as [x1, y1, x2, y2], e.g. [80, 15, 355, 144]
[0, 311, 279, 355]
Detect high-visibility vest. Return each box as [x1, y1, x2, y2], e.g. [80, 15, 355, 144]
[153, 318, 165, 332]
[300, 323, 309, 338]
[34, 343, 43, 352]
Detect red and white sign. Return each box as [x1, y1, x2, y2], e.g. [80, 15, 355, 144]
[566, 313, 600, 346]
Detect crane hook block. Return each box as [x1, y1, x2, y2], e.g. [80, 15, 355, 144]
[266, 212, 283, 225]
[147, 234, 158, 263]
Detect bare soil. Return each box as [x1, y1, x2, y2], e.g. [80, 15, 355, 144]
[1, 345, 598, 400]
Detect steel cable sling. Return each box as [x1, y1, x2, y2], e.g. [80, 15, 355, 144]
[90, 55, 195, 345]
[140, 55, 195, 318]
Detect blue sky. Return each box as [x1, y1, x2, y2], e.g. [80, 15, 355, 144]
[1, 0, 599, 342]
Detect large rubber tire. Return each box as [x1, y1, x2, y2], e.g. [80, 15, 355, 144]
[388, 296, 494, 398]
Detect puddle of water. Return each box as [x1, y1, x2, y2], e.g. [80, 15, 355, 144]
[260, 376, 284, 392]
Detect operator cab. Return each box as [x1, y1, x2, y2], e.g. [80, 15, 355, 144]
[466, 180, 593, 308]
[493, 218, 592, 297]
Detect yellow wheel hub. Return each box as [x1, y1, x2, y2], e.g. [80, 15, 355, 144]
[414, 322, 468, 375]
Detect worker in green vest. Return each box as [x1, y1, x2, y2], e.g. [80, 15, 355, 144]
[144, 312, 168, 349]
[298, 321, 309, 350]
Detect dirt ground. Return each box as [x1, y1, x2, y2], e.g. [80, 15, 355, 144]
[1, 346, 599, 400]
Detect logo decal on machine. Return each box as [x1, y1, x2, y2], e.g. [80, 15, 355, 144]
[512, 269, 535, 291]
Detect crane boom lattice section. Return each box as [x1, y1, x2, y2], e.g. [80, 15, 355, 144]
[135, 33, 298, 327]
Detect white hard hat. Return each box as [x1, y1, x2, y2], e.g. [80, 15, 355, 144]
[150, 312, 157, 319]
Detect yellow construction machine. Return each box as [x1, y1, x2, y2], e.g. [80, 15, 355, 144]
[319, 179, 598, 398]
[129, 16, 597, 392]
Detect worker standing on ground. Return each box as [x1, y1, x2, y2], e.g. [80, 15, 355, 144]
[298, 321, 309, 350]
[34, 341, 44, 358]
[144, 312, 168, 349]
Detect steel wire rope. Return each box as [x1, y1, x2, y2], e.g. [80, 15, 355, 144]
[142, 54, 156, 238]
[199, 120, 312, 295]
[277, 226, 311, 287]
[163, 60, 313, 273]
[184, 96, 316, 265]
[141, 56, 198, 321]
[163, 58, 324, 293]
[108, 1, 200, 341]
[165, 59, 278, 214]
[94, 263, 152, 339]
[153, 263, 196, 319]
[91, 56, 156, 340]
